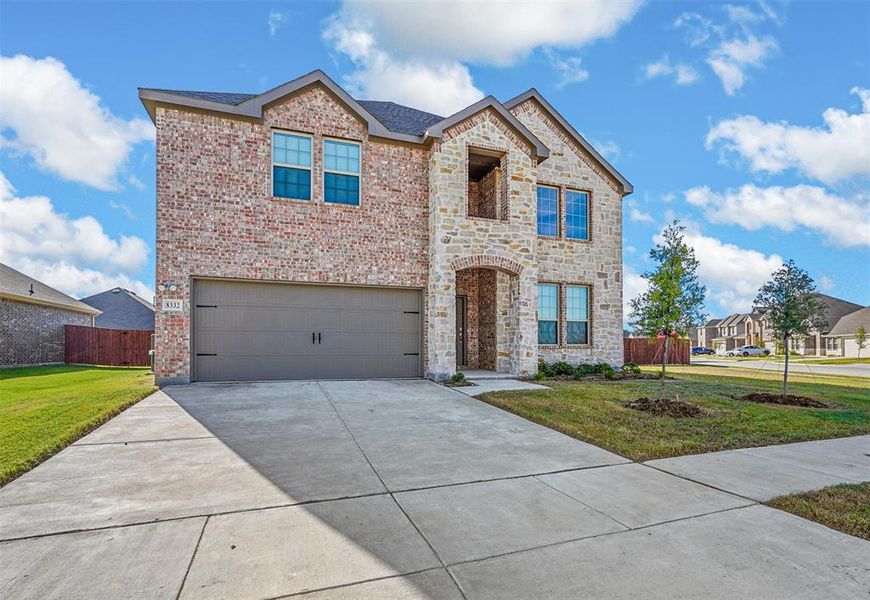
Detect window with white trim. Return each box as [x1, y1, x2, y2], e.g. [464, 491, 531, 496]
[565, 190, 589, 240]
[537, 283, 559, 344]
[323, 139, 361, 205]
[566, 285, 590, 344]
[272, 131, 311, 200]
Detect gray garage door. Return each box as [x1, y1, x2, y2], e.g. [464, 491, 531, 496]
[192, 280, 422, 382]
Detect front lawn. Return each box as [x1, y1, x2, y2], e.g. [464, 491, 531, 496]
[479, 367, 870, 461]
[0, 365, 156, 485]
[768, 482, 870, 540]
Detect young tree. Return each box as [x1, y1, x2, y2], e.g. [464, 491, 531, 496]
[754, 260, 827, 396]
[856, 325, 867, 359]
[629, 221, 706, 397]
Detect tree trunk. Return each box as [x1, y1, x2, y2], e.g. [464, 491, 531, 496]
[660, 334, 670, 399]
[783, 335, 790, 397]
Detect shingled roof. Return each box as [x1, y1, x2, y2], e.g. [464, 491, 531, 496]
[826, 306, 870, 337]
[0, 263, 100, 315]
[139, 69, 635, 193]
[81, 288, 155, 330]
[356, 100, 444, 136]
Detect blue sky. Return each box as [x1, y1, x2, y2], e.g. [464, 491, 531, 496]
[1, 0, 868, 318]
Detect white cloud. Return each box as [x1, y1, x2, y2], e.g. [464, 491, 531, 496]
[818, 273, 835, 292]
[331, 0, 643, 67]
[706, 87, 870, 183]
[0, 55, 155, 190]
[681, 230, 783, 314]
[324, 1, 641, 112]
[643, 55, 699, 86]
[0, 172, 152, 299]
[706, 34, 777, 95]
[685, 184, 870, 248]
[622, 264, 647, 323]
[629, 208, 655, 224]
[323, 20, 482, 115]
[268, 10, 289, 37]
[545, 50, 589, 88]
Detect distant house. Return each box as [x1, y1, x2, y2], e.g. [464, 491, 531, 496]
[81, 288, 155, 330]
[784, 294, 863, 356]
[696, 319, 720, 349]
[0, 263, 99, 368]
[821, 306, 870, 358]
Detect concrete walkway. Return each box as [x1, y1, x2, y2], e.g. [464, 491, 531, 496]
[692, 357, 870, 378]
[1, 380, 868, 599]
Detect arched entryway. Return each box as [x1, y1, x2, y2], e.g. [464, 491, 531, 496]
[450, 255, 525, 376]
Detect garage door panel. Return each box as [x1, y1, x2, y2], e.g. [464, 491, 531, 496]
[193, 280, 422, 382]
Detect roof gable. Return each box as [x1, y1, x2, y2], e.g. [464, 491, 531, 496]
[0, 263, 100, 315]
[504, 89, 633, 195]
[81, 288, 155, 330]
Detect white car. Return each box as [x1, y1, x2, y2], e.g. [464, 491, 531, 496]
[725, 345, 770, 357]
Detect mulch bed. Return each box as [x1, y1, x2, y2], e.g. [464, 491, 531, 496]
[444, 381, 475, 388]
[624, 397, 709, 418]
[736, 393, 830, 408]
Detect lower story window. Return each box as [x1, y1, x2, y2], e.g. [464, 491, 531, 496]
[566, 285, 589, 344]
[537, 283, 558, 344]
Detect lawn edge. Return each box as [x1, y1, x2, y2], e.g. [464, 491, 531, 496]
[765, 482, 870, 541]
[0, 385, 157, 487]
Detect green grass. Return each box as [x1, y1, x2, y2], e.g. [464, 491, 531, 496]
[767, 482, 870, 540]
[0, 365, 156, 485]
[798, 357, 870, 365]
[480, 367, 870, 461]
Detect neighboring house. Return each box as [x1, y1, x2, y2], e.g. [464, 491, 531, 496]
[696, 318, 720, 349]
[783, 293, 863, 356]
[140, 69, 632, 384]
[81, 288, 155, 330]
[709, 313, 749, 355]
[0, 263, 99, 368]
[823, 306, 870, 358]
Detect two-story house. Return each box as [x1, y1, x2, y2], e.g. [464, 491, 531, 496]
[140, 70, 632, 385]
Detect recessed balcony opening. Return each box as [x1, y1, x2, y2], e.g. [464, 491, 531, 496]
[467, 147, 507, 220]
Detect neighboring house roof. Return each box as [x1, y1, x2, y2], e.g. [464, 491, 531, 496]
[80, 288, 155, 330]
[139, 69, 635, 193]
[717, 313, 747, 328]
[826, 306, 870, 337]
[0, 263, 100, 315]
[813, 293, 864, 333]
[702, 318, 721, 327]
[356, 100, 444, 136]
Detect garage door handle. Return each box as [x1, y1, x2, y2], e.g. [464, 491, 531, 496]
[312, 333, 315, 344]
[318, 332, 322, 344]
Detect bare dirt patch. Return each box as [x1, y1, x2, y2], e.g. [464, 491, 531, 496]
[736, 393, 830, 408]
[624, 397, 709, 418]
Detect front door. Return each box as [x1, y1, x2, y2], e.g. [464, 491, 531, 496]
[456, 295, 467, 368]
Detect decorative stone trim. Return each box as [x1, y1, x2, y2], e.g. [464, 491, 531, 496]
[451, 255, 525, 275]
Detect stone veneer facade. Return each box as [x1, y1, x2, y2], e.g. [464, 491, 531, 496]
[152, 81, 626, 383]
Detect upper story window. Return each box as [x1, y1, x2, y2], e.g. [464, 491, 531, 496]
[537, 185, 559, 237]
[323, 139, 361, 206]
[565, 190, 589, 241]
[566, 285, 589, 344]
[537, 283, 559, 344]
[272, 131, 312, 200]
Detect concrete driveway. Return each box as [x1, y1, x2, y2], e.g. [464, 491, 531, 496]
[1, 380, 868, 599]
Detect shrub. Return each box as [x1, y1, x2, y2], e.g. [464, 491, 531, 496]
[552, 361, 574, 376]
[449, 372, 466, 383]
[533, 371, 546, 381]
[574, 363, 596, 378]
[601, 364, 616, 379]
[538, 360, 556, 378]
[622, 362, 641, 375]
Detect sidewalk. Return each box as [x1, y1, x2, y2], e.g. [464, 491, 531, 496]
[646, 435, 870, 501]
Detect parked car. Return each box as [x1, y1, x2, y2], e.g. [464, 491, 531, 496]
[725, 345, 770, 357]
[691, 347, 715, 355]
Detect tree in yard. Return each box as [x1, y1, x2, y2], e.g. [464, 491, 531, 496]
[629, 221, 706, 397]
[754, 260, 827, 396]
[857, 325, 867, 359]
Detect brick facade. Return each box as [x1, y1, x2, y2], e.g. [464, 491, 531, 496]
[152, 79, 627, 383]
[0, 299, 92, 368]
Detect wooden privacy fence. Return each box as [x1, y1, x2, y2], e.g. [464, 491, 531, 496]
[65, 325, 153, 367]
[623, 337, 690, 365]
